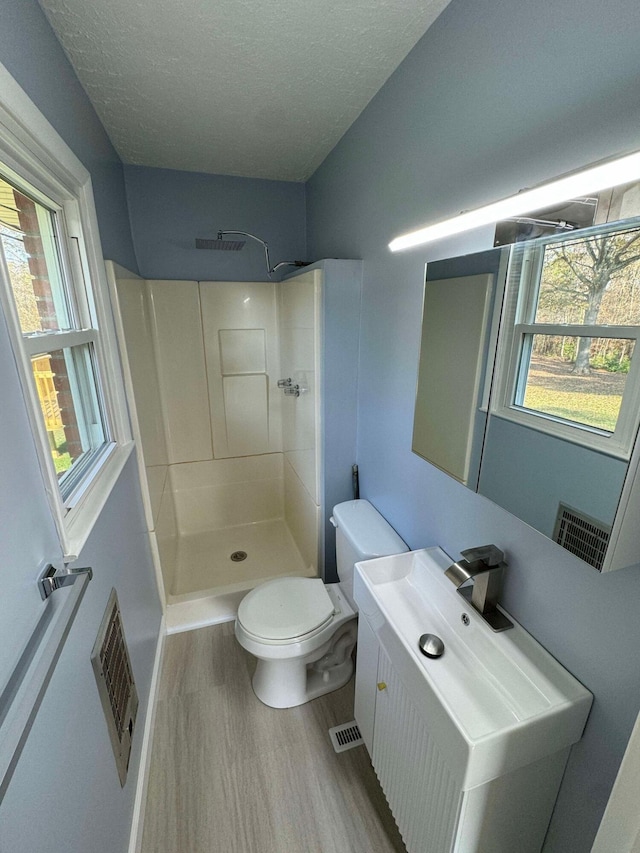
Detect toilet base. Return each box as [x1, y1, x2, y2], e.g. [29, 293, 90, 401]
[252, 655, 354, 709]
[236, 584, 358, 709]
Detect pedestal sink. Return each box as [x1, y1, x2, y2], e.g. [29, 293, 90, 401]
[353, 546, 592, 853]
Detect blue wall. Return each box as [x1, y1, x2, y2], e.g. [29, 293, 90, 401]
[124, 165, 306, 280]
[0, 456, 161, 853]
[0, 1, 138, 272]
[0, 2, 161, 851]
[307, 0, 640, 850]
[480, 416, 628, 536]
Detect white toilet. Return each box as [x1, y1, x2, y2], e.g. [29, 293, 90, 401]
[234, 499, 409, 708]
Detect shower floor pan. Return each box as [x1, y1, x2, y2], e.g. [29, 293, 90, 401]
[169, 518, 314, 601]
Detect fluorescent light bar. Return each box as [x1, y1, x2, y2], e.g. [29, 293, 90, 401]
[389, 150, 640, 252]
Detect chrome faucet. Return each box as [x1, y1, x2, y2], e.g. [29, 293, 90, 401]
[444, 545, 513, 632]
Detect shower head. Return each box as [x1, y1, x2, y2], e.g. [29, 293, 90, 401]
[195, 235, 245, 250]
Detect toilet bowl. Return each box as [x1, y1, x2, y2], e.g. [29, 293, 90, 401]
[234, 499, 409, 709]
[235, 577, 357, 708]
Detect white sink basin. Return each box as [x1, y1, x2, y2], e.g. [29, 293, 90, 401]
[354, 547, 592, 789]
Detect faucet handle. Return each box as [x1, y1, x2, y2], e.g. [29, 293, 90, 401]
[460, 544, 505, 567]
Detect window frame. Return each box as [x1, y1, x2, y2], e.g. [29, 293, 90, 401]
[0, 63, 132, 560]
[491, 217, 640, 461]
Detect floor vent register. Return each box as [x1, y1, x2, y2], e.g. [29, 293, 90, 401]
[329, 721, 363, 753]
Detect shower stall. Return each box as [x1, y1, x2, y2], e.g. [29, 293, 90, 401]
[106, 260, 361, 632]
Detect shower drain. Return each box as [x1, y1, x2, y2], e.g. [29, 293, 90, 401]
[230, 551, 247, 562]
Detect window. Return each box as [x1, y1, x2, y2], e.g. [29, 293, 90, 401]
[0, 72, 132, 559]
[493, 218, 640, 459]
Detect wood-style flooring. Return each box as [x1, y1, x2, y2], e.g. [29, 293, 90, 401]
[140, 621, 407, 853]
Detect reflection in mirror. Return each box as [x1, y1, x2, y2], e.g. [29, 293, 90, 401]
[412, 248, 508, 487]
[484, 217, 640, 570]
[493, 196, 598, 246]
[413, 184, 640, 572]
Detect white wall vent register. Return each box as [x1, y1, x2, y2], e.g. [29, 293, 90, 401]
[91, 589, 138, 786]
[553, 503, 611, 571]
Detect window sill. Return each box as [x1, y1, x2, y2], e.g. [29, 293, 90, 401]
[489, 406, 630, 461]
[62, 441, 135, 562]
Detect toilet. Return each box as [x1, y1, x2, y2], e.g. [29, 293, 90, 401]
[234, 499, 409, 708]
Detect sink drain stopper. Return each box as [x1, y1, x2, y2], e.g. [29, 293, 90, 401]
[230, 551, 247, 562]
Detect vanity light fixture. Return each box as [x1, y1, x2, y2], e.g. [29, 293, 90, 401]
[389, 149, 640, 252]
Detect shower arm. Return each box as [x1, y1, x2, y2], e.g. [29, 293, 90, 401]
[504, 216, 576, 230]
[217, 230, 306, 278]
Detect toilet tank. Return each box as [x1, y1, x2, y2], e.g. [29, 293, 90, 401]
[332, 499, 408, 608]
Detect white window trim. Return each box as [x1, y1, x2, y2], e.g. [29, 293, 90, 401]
[491, 233, 640, 461]
[0, 62, 133, 561]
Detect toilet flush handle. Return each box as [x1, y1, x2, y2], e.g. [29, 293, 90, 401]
[329, 516, 337, 528]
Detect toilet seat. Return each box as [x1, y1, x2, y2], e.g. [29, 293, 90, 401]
[237, 577, 336, 642]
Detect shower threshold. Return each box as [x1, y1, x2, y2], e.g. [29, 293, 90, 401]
[166, 519, 316, 633]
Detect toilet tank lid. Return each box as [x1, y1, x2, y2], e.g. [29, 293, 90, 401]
[332, 499, 408, 559]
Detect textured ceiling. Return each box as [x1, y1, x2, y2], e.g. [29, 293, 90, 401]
[38, 0, 451, 181]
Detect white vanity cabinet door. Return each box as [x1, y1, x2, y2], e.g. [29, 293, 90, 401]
[371, 647, 462, 853]
[353, 613, 379, 752]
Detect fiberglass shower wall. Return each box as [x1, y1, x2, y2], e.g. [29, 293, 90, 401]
[106, 262, 324, 600]
[106, 262, 176, 603]
[279, 270, 323, 570]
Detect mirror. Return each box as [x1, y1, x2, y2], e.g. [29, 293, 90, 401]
[413, 181, 640, 572]
[412, 248, 508, 488]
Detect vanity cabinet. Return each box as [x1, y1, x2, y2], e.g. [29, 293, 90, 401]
[354, 597, 575, 853]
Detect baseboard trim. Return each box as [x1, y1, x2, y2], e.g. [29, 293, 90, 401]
[128, 614, 166, 853]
